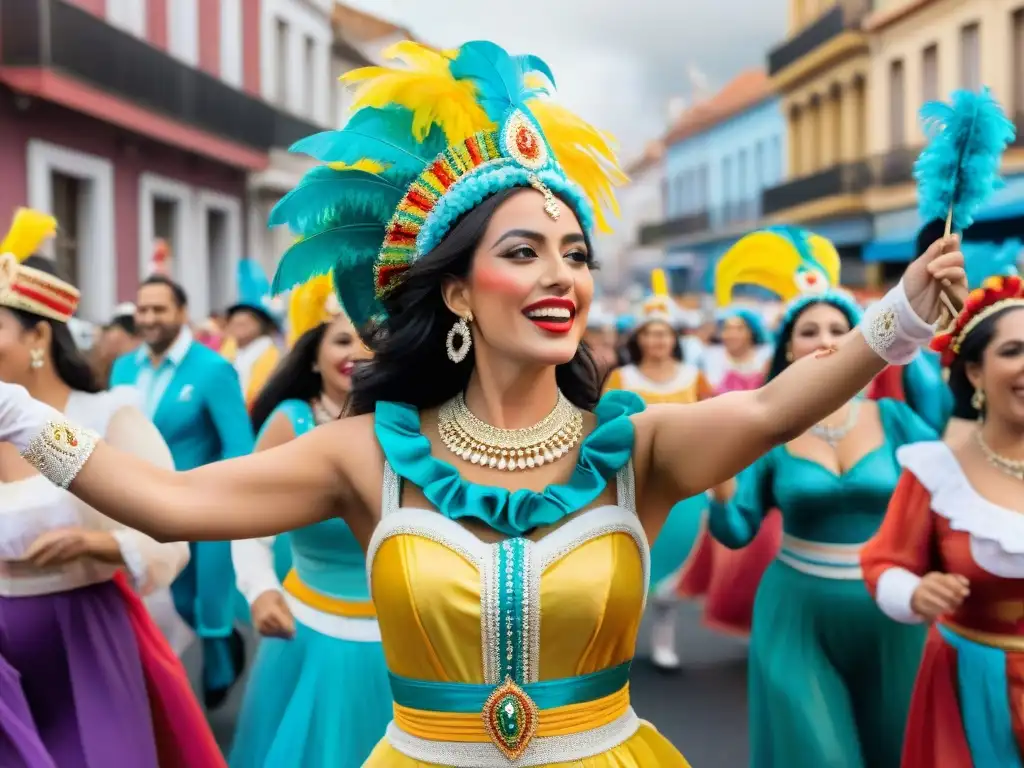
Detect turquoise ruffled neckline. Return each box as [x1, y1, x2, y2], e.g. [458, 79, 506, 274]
[374, 390, 645, 536]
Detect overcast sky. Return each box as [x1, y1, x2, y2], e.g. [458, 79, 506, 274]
[344, 0, 787, 160]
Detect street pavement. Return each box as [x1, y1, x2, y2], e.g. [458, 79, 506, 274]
[187, 601, 750, 766]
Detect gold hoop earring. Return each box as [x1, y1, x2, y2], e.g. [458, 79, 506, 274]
[29, 349, 44, 370]
[446, 313, 473, 364]
[971, 387, 986, 412]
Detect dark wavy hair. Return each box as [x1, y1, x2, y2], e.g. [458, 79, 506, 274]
[624, 320, 683, 364]
[947, 305, 1024, 420]
[766, 298, 859, 382]
[348, 188, 601, 415]
[250, 323, 328, 434]
[6, 256, 99, 393]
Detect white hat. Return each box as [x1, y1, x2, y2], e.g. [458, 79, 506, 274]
[112, 302, 136, 319]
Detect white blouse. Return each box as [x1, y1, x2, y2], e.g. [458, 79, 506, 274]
[0, 387, 189, 597]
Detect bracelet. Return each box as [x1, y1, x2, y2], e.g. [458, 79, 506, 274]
[20, 420, 100, 490]
[859, 280, 936, 366]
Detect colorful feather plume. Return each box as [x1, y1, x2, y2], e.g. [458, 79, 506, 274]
[914, 88, 1016, 232]
[0, 208, 57, 263]
[270, 40, 626, 328]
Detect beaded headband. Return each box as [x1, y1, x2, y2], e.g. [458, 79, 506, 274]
[932, 274, 1024, 366]
[268, 41, 626, 330]
[0, 209, 79, 323]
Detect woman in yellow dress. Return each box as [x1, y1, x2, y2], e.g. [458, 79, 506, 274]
[604, 269, 713, 670]
[0, 40, 965, 766]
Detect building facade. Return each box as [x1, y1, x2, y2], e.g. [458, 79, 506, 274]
[594, 141, 665, 295]
[0, 0, 324, 321]
[638, 71, 787, 294]
[761, 0, 874, 285]
[862, 0, 1024, 275]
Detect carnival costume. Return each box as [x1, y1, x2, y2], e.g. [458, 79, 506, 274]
[259, 40, 689, 766]
[230, 275, 392, 768]
[708, 236, 935, 766]
[0, 210, 224, 767]
[676, 228, 836, 635]
[862, 274, 1024, 767]
[603, 269, 712, 669]
[221, 260, 284, 407]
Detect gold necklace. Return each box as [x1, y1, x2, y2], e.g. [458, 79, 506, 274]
[975, 430, 1024, 481]
[437, 391, 584, 471]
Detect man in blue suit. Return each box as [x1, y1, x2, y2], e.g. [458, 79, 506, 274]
[111, 275, 255, 708]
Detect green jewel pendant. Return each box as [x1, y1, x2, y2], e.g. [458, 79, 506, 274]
[481, 677, 539, 760]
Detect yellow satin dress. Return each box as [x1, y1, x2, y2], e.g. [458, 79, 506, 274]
[364, 460, 690, 766]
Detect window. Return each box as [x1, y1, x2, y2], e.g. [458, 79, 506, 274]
[107, 0, 146, 37]
[206, 209, 230, 313]
[1014, 10, 1024, 117]
[922, 44, 939, 103]
[152, 198, 179, 275]
[889, 59, 906, 148]
[673, 175, 684, 215]
[303, 36, 316, 117]
[50, 173, 81, 287]
[737, 149, 748, 202]
[167, 0, 199, 66]
[754, 141, 764, 192]
[698, 164, 709, 209]
[275, 18, 289, 106]
[722, 156, 733, 221]
[219, 0, 243, 88]
[772, 135, 782, 183]
[960, 23, 981, 90]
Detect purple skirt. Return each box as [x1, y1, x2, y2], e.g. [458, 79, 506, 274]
[0, 580, 158, 768]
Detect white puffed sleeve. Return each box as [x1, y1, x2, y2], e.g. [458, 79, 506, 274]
[232, 537, 284, 605]
[91, 404, 190, 594]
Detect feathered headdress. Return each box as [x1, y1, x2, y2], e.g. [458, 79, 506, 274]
[0, 208, 79, 323]
[287, 273, 344, 347]
[713, 226, 840, 307]
[931, 274, 1024, 367]
[639, 268, 676, 325]
[269, 41, 626, 330]
[228, 259, 284, 328]
[963, 239, 1020, 289]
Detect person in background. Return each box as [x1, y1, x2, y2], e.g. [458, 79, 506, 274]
[91, 303, 140, 387]
[110, 275, 254, 709]
[230, 275, 391, 768]
[220, 260, 283, 408]
[584, 301, 619, 380]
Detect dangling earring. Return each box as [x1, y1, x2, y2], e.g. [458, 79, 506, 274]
[971, 386, 986, 416]
[29, 349, 44, 370]
[785, 349, 794, 363]
[446, 313, 473, 364]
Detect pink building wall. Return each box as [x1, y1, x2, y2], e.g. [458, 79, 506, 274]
[146, 0, 169, 50]
[197, 0, 221, 77]
[0, 96, 246, 302]
[243, 0, 261, 96]
[65, 0, 106, 17]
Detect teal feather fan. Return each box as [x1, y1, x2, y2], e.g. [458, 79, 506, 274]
[914, 87, 1016, 232]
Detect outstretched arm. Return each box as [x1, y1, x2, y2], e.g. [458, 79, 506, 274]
[638, 237, 965, 506]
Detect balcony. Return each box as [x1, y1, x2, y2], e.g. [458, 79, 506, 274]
[0, 0, 318, 152]
[870, 146, 920, 186]
[638, 211, 711, 246]
[761, 161, 872, 216]
[767, 0, 870, 76]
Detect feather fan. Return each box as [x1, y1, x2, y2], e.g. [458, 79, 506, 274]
[914, 87, 1016, 232]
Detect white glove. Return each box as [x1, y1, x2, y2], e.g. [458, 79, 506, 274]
[0, 382, 62, 452]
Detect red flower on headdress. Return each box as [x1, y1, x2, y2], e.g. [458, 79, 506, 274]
[931, 274, 1024, 366]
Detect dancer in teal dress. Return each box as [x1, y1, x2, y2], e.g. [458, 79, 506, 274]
[710, 289, 935, 768]
[230, 277, 392, 767]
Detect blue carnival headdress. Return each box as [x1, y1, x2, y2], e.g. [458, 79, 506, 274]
[268, 41, 626, 329]
[713, 225, 840, 306]
[716, 306, 768, 346]
[229, 259, 284, 327]
[963, 239, 1020, 290]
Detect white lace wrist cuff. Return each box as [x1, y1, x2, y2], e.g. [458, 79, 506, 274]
[111, 530, 149, 591]
[876, 567, 925, 624]
[20, 420, 100, 490]
[859, 280, 936, 366]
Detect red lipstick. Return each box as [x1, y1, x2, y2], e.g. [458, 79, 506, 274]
[337, 361, 355, 375]
[522, 298, 576, 335]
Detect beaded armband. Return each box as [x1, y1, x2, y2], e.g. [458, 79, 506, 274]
[859, 280, 935, 366]
[20, 420, 99, 490]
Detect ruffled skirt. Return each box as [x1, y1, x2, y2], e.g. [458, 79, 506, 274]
[363, 721, 690, 766]
[229, 620, 392, 767]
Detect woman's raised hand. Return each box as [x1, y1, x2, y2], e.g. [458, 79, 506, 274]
[901, 234, 968, 324]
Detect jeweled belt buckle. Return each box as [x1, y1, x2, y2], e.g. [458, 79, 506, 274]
[481, 677, 539, 760]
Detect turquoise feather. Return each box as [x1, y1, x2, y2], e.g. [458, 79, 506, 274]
[450, 41, 533, 122]
[271, 223, 386, 297]
[269, 168, 404, 236]
[964, 239, 1021, 288]
[333, 251, 385, 331]
[289, 107, 446, 177]
[914, 88, 1016, 231]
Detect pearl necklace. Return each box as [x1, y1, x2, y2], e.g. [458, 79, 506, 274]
[809, 399, 860, 448]
[437, 391, 584, 472]
[975, 430, 1024, 482]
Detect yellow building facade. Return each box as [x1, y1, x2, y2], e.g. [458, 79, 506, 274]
[766, 0, 873, 225]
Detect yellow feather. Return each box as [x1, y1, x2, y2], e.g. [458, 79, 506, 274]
[0, 208, 57, 263]
[527, 99, 627, 232]
[327, 159, 389, 174]
[342, 43, 491, 144]
[288, 274, 334, 347]
[651, 268, 669, 297]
